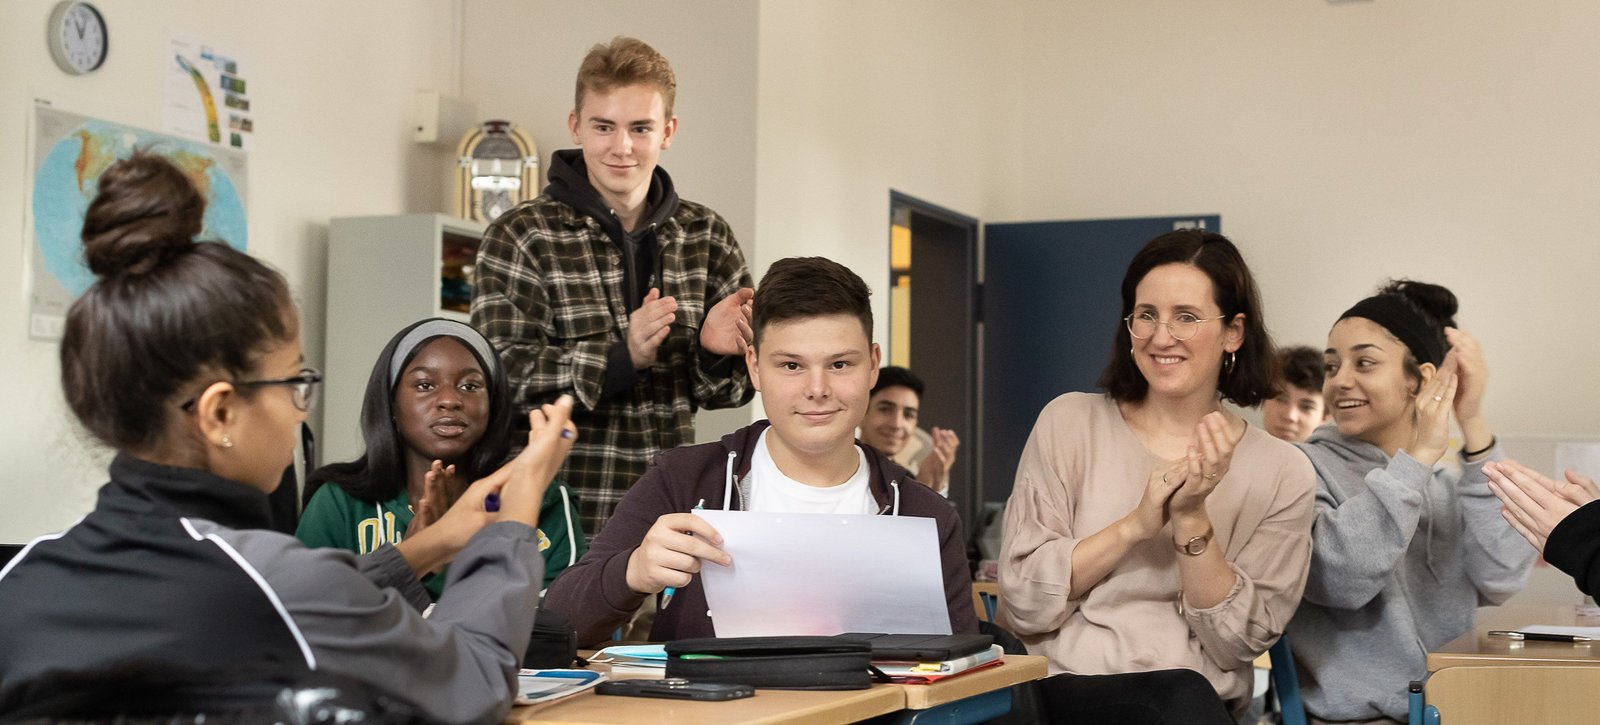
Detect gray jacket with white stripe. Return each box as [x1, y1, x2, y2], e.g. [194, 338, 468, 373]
[0, 453, 542, 723]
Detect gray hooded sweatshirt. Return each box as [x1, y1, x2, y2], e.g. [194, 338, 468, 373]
[1286, 426, 1533, 721]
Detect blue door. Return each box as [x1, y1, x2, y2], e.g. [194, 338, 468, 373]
[981, 215, 1221, 503]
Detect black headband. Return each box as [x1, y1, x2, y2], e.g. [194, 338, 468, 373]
[1338, 294, 1446, 367]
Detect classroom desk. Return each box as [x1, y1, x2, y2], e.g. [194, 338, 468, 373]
[504, 654, 1048, 724]
[1427, 604, 1600, 671]
[1421, 605, 1600, 725]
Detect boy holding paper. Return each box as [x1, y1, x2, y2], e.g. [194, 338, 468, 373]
[543, 257, 978, 646]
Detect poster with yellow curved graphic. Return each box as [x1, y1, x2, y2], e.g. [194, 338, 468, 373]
[164, 37, 251, 150]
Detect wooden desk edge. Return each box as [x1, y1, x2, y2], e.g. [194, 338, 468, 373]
[507, 684, 905, 725]
[900, 654, 1049, 710]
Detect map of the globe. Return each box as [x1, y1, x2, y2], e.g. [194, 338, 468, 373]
[33, 116, 248, 299]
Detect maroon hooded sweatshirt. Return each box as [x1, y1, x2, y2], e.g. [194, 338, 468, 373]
[542, 420, 979, 646]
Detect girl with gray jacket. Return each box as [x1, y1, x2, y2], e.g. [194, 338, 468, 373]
[1286, 280, 1534, 724]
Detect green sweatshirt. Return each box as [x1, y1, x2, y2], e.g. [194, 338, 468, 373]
[297, 480, 586, 598]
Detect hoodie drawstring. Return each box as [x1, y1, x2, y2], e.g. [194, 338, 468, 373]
[723, 451, 738, 510]
[891, 481, 901, 516]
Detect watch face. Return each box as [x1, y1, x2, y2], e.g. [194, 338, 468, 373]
[50, 2, 108, 75]
[1184, 538, 1207, 555]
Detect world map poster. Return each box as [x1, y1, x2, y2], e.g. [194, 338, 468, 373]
[28, 103, 248, 340]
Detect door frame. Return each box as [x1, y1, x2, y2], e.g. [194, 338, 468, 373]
[887, 190, 981, 533]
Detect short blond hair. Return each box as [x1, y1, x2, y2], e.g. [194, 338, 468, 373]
[575, 36, 677, 119]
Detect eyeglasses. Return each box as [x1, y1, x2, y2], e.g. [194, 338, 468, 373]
[1125, 312, 1229, 342]
[180, 368, 324, 412]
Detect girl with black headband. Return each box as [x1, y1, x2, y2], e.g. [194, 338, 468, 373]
[1285, 280, 1534, 725]
[298, 319, 587, 597]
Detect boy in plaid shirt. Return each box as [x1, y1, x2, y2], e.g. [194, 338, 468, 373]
[472, 37, 753, 535]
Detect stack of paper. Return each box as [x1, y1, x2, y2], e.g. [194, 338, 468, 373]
[514, 669, 605, 705]
[590, 644, 669, 675]
[874, 644, 1005, 684]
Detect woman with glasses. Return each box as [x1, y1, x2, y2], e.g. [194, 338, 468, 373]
[1000, 229, 1314, 723]
[298, 318, 586, 596]
[0, 152, 576, 723]
[1286, 280, 1533, 725]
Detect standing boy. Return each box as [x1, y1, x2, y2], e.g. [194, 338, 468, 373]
[473, 37, 754, 534]
[542, 257, 979, 645]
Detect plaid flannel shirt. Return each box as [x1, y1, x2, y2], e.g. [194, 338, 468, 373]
[472, 195, 754, 534]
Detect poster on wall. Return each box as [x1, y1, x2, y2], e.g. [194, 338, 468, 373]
[164, 37, 252, 149]
[27, 102, 249, 341]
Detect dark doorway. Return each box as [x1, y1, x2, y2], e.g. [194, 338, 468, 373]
[887, 192, 979, 529]
[981, 215, 1221, 505]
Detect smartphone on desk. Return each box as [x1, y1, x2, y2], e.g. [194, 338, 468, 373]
[595, 678, 755, 701]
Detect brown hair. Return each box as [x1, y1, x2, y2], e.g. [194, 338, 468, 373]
[574, 36, 677, 119]
[1277, 345, 1325, 394]
[1097, 229, 1278, 407]
[61, 151, 295, 453]
[752, 257, 872, 347]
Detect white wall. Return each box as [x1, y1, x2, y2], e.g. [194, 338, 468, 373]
[0, 0, 459, 541]
[460, 0, 759, 439]
[985, 0, 1600, 446]
[755, 1, 1006, 348]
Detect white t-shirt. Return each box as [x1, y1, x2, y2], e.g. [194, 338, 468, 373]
[746, 429, 878, 515]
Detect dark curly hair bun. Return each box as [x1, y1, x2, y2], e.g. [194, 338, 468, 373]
[79, 151, 204, 278]
[1379, 278, 1458, 330]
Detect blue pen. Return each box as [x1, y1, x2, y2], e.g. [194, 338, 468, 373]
[659, 499, 705, 610]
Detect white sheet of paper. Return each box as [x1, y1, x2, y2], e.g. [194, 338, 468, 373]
[695, 509, 952, 637]
[1520, 624, 1600, 638]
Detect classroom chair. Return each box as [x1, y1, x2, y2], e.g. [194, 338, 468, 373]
[1265, 635, 1307, 725]
[971, 581, 1000, 623]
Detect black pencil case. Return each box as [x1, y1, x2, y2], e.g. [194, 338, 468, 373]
[834, 632, 994, 661]
[664, 636, 873, 690]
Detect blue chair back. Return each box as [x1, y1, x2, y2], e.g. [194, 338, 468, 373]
[1268, 635, 1307, 725]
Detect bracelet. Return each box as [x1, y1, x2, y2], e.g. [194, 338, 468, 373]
[1461, 436, 1497, 459]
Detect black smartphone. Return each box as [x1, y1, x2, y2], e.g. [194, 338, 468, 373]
[595, 678, 755, 701]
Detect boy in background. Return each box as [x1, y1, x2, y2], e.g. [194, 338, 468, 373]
[858, 366, 960, 497]
[1262, 345, 1327, 443]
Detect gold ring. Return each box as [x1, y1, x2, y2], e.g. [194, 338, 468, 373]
[1433, 395, 1444, 402]
[1205, 472, 1218, 480]
[1162, 472, 1170, 484]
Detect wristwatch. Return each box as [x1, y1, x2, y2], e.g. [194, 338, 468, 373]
[1174, 524, 1214, 556]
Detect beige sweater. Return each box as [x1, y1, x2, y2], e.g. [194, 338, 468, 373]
[999, 393, 1314, 707]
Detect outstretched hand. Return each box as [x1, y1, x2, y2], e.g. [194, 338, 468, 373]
[626, 512, 730, 595]
[699, 288, 754, 357]
[1485, 459, 1589, 552]
[404, 460, 457, 540]
[1168, 412, 1236, 518]
[917, 427, 961, 493]
[490, 395, 578, 526]
[628, 288, 678, 369]
[1125, 460, 1188, 541]
[1408, 353, 1459, 466]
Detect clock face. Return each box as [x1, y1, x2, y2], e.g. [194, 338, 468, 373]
[49, 2, 108, 75]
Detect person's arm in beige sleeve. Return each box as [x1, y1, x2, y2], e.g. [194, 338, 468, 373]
[1001, 404, 1184, 634]
[1182, 452, 1315, 669]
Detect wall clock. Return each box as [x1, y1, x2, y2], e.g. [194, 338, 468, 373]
[48, 1, 108, 75]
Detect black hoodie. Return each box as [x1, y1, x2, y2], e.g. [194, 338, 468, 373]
[545, 148, 680, 312]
